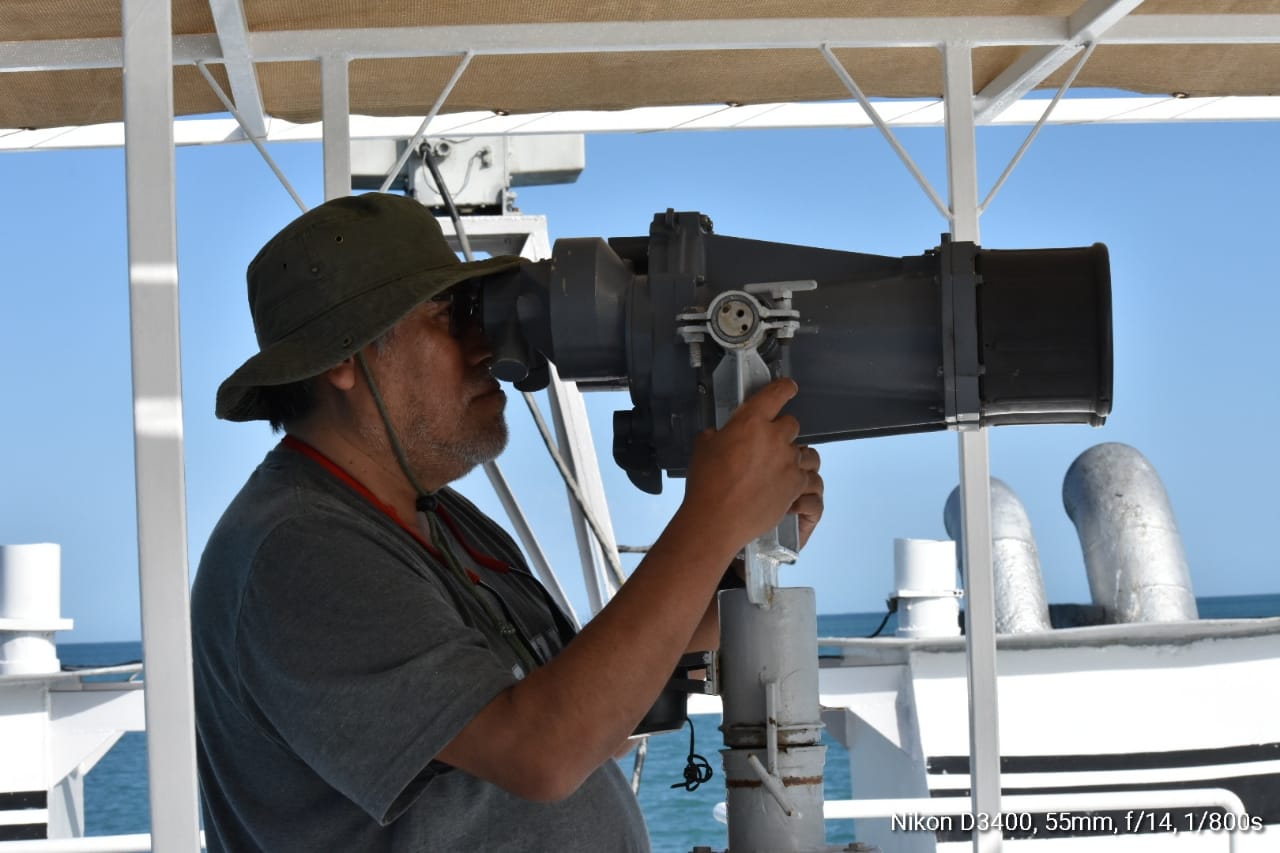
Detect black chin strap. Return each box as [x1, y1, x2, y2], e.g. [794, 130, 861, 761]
[355, 352, 435, 503]
[355, 352, 538, 674]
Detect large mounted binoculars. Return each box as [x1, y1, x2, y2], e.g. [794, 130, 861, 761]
[463, 209, 1112, 494]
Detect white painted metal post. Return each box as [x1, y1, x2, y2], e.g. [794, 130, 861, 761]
[206, 0, 267, 139]
[321, 55, 351, 202]
[546, 367, 621, 615]
[943, 41, 1003, 853]
[121, 1, 202, 850]
[719, 588, 827, 853]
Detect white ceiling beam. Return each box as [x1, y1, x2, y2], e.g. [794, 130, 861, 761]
[1, 14, 1278, 73]
[0, 34, 215, 72]
[974, 0, 1145, 123]
[1109, 13, 1280, 43]
[207, 0, 266, 138]
[243, 17, 1069, 58]
[3, 18, 1065, 72]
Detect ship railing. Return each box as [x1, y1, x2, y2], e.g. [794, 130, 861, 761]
[0, 833, 204, 852]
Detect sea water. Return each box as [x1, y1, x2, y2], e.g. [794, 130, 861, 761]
[58, 596, 1280, 852]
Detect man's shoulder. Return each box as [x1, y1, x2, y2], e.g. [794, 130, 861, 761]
[194, 447, 417, 600]
[223, 445, 404, 537]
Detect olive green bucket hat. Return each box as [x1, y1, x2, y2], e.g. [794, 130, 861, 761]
[215, 192, 522, 422]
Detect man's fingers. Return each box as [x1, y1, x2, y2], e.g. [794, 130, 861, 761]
[776, 414, 801, 445]
[797, 446, 821, 473]
[789, 491, 824, 520]
[787, 472, 823, 512]
[732, 377, 798, 423]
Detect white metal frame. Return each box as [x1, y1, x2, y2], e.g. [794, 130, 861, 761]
[973, 0, 1144, 121]
[942, 41, 1003, 853]
[5, 13, 1280, 73]
[545, 367, 624, 615]
[7, 4, 1279, 852]
[120, 1, 202, 850]
[205, 0, 266, 139]
[320, 56, 350, 202]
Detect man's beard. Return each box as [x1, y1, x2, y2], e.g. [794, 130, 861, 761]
[407, 410, 509, 474]
[357, 390, 509, 488]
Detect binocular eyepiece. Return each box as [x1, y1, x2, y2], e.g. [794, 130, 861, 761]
[468, 210, 1113, 494]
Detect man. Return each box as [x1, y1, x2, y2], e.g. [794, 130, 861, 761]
[192, 192, 823, 851]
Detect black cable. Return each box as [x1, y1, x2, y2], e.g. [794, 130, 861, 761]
[670, 717, 714, 792]
[866, 596, 900, 638]
[418, 146, 474, 261]
[417, 147, 483, 201]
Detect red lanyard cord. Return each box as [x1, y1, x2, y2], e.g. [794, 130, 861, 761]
[279, 436, 509, 577]
[280, 435, 543, 671]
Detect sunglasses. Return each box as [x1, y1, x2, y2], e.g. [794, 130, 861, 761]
[431, 282, 483, 338]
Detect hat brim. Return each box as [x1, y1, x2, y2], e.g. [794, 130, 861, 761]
[215, 253, 522, 422]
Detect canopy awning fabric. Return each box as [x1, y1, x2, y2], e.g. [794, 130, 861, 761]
[2, 0, 1279, 131]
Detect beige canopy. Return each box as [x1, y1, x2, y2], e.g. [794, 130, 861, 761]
[2, 0, 1279, 131]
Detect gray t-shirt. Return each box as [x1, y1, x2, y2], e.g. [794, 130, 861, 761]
[192, 443, 649, 852]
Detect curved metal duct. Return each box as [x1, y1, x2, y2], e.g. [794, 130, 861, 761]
[1062, 442, 1198, 623]
[944, 478, 1052, 634]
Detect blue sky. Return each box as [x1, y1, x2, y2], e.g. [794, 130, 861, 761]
[2, 113, 1277, 642]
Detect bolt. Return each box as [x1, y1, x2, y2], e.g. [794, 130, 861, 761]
[689, 342, 703, 368]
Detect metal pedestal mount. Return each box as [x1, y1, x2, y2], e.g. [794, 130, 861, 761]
[677, 281, 814, 607]
[678, 282, 859, 853]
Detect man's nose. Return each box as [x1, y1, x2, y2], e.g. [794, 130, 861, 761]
[462, 320, 494, 365]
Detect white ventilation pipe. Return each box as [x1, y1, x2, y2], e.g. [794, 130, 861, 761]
[0, 543, 73, 675]
[892, 538, 962, 638]
[1063, 442, 1198, 623]
[944, 477, 1052, 633]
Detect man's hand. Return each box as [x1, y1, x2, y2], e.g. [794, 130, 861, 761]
[680, 378, 819, 555]
[438, 379, 820, 804]
[792, 445, 824, 551]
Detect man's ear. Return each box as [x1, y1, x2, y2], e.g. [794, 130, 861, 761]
[321, 357, 358, 392]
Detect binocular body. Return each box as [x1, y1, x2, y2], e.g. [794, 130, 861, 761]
[477, 210, 1112, 493]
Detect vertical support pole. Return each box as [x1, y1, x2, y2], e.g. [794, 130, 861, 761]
[122, 0, 202, 849]
[943, 41, 1003, 853]
[719, 588, 827, 853]
[321, 55, 351, 202]
[482, 460, 580, 629]
[547, 366, 621, 614]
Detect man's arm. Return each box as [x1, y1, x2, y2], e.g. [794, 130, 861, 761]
[436, 378, 822, 802]
[686, 592, 723, 654]
[685, 458, 826, 657]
